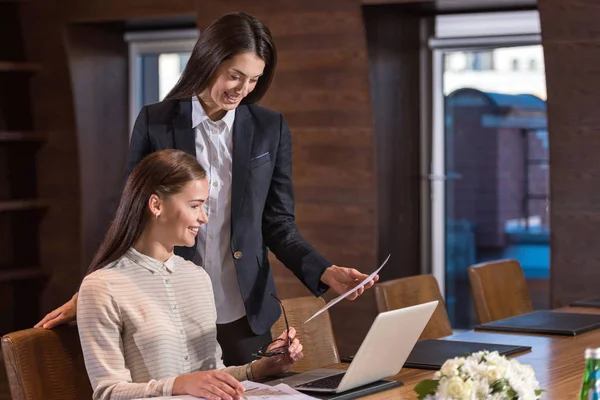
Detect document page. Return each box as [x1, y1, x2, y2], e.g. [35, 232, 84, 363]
[304, 254, 391, 324]
[134, 380, 318, 400]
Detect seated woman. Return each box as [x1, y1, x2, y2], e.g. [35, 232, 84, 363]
[77, 149, 303, 400]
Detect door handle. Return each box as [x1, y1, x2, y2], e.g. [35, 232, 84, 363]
[426, 172, 462, 181]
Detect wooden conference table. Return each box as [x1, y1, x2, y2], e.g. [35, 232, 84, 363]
[314, 306, 600, 399]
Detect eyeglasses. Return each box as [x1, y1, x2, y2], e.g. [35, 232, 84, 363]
[253, 293, 292, 358]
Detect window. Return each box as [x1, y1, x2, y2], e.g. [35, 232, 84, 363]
[125, 30, 198, 132]
[529, 59, 538, 71]
[469, 51, 495, 71]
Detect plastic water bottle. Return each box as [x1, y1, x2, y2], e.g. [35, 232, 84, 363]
[580, 348, 600, 400]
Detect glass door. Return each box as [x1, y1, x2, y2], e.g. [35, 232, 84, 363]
[431, 43, 550, 328]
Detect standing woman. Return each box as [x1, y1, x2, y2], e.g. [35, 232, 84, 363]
[36, 12, 377, 365]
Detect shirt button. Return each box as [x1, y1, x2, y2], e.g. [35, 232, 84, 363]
[234, 251, 243, 260]
[206, 261, 212, 267]
[208, 234, 214, 240]
[171, 304, 177, 310]
[165, 279, 170, 284]
[180, 329, 184, 335]
[184, 356, 189, 361]
[212, 181, 218, 187]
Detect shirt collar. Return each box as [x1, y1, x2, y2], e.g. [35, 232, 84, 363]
[191, 96, 235, 131]
[126, 247, 176, 274]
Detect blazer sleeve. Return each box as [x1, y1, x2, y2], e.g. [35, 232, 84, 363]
[261, 114, 332, 296]
[125, 106, 151, 178]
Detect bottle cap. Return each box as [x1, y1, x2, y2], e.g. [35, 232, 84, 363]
[584, 348, 600, 359]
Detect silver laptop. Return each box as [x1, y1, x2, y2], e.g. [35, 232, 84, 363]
[270, 300, 438, 394]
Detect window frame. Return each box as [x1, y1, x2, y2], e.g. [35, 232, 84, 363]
[125, 29, 199, 133]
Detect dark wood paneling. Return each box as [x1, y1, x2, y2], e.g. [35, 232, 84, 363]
[195, 0, 378, 357]
[540, 0, 600, 42]
[543, 42, 600, 127]
[65, 24, 129, 267]
[538, 0, 600, 307]
[0, 73, 33, 130]
[20, 0, 83, 312]
[0, 3, 26, 61]
[0, 2, 83, 396]
[361, 0, 536, 12]
[58, 0, 195, 23]
[195, 0, 374, 15]
[363, 5, 424, 281]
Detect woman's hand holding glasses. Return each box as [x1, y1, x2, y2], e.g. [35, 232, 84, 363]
[251, 327, 304, 379]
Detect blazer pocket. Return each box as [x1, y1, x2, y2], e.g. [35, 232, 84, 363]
[249, 152, 271, 169]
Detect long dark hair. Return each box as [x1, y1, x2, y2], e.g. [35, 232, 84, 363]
[166, 12, 277, 104]
[88, 150, 206, 273]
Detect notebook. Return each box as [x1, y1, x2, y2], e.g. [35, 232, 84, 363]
[475, 310, 600, 336]
[403, 339, 531, 370]
[570, 298, 600, 308]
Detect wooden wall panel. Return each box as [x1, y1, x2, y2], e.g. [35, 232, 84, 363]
[65, 24, 129, 268]
[194, 0, 378, 357]
[363, 5, 425, 282]
[362, 0, 536, 11]
[59, 0, 195, 23]
[20, 0, 83, 312]
[538, 0, 600, 307]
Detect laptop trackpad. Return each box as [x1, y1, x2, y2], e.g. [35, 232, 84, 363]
[266, 369, 342, 387]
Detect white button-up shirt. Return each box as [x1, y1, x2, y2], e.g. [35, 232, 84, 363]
[191, 97, 246, 324]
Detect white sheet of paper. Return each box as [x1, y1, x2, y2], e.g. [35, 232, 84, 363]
[243, 382, 318, 399]
[134, 396, 197, 400]
[134, 381, 318, 400]
[304, 254, 391, 324]
[271, 383, 320, 399]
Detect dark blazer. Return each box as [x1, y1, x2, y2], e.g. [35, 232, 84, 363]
[126, 98, 331, 334]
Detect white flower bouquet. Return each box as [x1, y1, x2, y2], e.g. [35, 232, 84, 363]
[414, 351, 544, 400]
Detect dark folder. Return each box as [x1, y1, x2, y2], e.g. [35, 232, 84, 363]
[262, 373, 403, 400]
[307, 380, 404, 400]
[570, 298, 600, 308]
[475, 310, 600, 336]
[403, 339, 531, 370]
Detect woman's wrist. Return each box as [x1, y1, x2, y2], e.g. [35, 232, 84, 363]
[172, 375, 188, 395]
[246, 361, 256, 381]
[251, 359, 267, 380]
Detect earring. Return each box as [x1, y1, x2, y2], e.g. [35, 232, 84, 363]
[155, 213, 159, 218]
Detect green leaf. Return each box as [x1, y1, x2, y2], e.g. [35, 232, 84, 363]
[535, 389, 546, 397]
[491, 378, 510, 393]
[414, 379, 439, 400]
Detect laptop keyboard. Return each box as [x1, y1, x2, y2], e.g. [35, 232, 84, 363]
[296, 373, 346, 389]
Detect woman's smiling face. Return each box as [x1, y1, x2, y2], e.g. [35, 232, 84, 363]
[152, 178, 209, 248]
[199, 51, 266, 115]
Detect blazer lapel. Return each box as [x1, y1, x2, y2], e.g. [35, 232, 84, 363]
[231, 105, 254, 225]
[172, 99, 196, 157]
